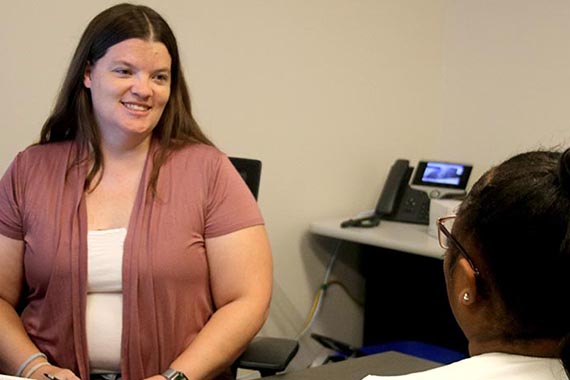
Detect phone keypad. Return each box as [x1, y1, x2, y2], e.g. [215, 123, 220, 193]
[402, 196, 430, 224]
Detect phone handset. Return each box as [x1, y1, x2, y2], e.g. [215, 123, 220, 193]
[374, 159, 411, 215]
[341, 159, 411, 228]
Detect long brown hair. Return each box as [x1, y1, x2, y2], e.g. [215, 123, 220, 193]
[40, 3, 213, 193]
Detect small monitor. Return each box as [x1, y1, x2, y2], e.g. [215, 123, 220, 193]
[410, 160, 472, 197]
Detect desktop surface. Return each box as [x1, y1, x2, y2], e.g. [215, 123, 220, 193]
[263, 351, 442, 380]
[310, 217, 442, 259]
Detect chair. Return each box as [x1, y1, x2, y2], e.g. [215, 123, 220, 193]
[229, 157, 262, 200]
[229, 156, 300, 377]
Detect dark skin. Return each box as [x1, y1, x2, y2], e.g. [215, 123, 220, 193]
[443, 216, 560, 359]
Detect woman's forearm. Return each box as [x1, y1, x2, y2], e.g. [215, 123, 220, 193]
[0, 298, 46, 375]
[160, 225, 273, 380]
[166, 295, 270, 380]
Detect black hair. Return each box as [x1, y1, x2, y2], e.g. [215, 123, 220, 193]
[456, 147, 570, 371]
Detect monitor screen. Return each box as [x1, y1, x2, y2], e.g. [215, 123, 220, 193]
[411, 161, 472, 190]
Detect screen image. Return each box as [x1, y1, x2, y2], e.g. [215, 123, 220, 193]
[421, 162, 464, 186]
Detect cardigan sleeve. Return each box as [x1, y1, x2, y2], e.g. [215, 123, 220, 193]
[204, 153, 264, 238]
[0, 153, 25, 240]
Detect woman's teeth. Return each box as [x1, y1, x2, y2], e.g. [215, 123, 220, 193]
[123, 102, 149, 111]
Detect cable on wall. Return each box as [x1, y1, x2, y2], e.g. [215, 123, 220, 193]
[295, 239, 342, 339]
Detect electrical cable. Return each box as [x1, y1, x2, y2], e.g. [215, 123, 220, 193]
[325, 280, 364, 307]
[295, 240, 342, 339]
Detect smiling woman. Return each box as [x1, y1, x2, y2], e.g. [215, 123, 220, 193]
[83, 38, 172, 150]
[0, 4, 272, 380]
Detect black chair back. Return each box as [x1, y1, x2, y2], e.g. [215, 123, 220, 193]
[229, 157, 262, 200]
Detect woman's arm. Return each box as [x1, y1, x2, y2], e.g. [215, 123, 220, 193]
[158, 224, 273, 380]
[0, 233, 37, 374]
[0, 234, 80, 380]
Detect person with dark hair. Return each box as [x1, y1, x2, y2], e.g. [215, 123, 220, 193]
[0, 4, 272, 380]
[364, 148, 570, 380]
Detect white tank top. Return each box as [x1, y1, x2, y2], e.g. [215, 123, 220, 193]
[86, 227, 126, 373]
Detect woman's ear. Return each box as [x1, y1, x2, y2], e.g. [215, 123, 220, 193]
[83, 63, 92, 89]
[454, 257, 478, 306]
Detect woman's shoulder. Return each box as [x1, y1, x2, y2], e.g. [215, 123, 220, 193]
[2, 141, 80, 195]
[166, 143, 227, 170]
[174, 143, 224, 159]
[15, 141, 78, 168]
[388, 353, 565, 380]
[19, 141, 76, 157]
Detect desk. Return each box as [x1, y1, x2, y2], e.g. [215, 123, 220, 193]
[310, 218, 441, 259]
[263, 351, 442, 380]
[309, 217, 467, 353]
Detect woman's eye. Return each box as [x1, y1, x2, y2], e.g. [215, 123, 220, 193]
[154, 74, 170, 83]
[113, 68, 131, 75]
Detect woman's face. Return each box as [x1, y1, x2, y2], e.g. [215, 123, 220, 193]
[83, 38, 172, 145]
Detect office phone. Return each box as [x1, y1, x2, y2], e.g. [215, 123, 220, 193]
[341, 159, 472, 228]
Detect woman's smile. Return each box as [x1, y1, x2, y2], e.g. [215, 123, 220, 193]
[83, 38, 171, 144]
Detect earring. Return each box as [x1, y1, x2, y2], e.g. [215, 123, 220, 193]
[463, 292, 470, 302]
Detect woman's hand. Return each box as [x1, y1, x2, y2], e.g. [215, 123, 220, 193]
[29, 364, 81, 380]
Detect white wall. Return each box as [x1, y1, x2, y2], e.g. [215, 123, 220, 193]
[4, 0, 569, 371]
[439, 0, 570, 179]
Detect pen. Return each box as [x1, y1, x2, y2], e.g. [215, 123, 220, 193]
[44, 373, 60, 380]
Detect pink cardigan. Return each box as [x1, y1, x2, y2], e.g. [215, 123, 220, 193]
[0, 140, 264, 380]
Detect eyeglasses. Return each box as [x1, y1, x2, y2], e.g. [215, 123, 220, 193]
[437, 215, 480, 277]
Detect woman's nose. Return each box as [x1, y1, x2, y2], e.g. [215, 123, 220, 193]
[131, 75, 152, 98]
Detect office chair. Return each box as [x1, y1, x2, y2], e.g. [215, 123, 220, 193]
[229, 157, 262, 200]
[229, 156, 300, 377]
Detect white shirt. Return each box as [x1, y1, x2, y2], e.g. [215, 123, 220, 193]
[363, 352, 567, 380]
[86, 228, 127, 373]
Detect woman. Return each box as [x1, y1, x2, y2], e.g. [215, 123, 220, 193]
[365, 148, 570, 379]
[0, 4, 272, 380]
